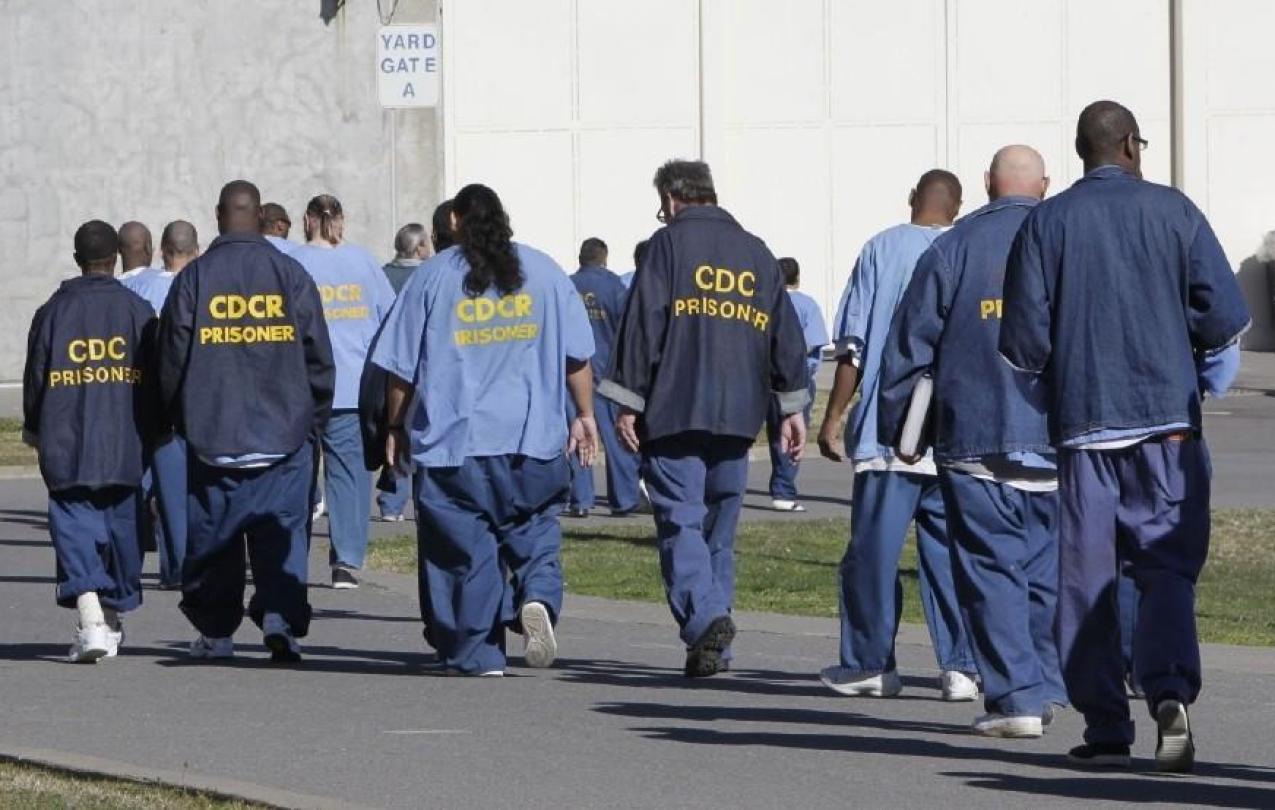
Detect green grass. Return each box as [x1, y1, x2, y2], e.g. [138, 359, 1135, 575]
[0, 760, 262, 809]
[367, 509, 1275, 647]
[0, 418, 36, 467]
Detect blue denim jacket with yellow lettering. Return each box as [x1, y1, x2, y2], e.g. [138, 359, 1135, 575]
[571, 265, 628, 382]
[878, 197, 1051, 461]
[23, 275, 159, 492]
[999, 166, 1251, 444]
[600, 206, 809, 442]
[158, 232, 335, 460]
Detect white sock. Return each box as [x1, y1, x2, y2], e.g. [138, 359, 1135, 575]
[76, 592, 105, 627]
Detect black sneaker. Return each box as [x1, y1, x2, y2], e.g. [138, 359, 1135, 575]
[683, 616, 736, 678]
[1155, 699, 1195, 773]
[1067, 743, 1132, 768]
[332, 567, 359, 590]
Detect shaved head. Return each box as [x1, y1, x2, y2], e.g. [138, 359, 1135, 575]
[987, 145, 1049, 200]
[262, 202, 291, 238]
[160, 219, 199, 269]
[118, 221, 153, 270]
[910, 169, 962, 226]
[217, 179, 263, 235]
[1076, 100, 1141, 174]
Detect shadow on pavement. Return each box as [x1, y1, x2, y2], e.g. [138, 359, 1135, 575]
[153, 641, 430, 675]
[948, 770, 1275, 808]
[595, 700, 969, 737]
[0, 538, 49, 547]
[0, 574, 56, 584]
[0, 508, 48, 531]
[312, 607, 420, 624]
[0, 642, 184, 662]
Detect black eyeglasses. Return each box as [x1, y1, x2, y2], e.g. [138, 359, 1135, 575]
[1132, 135, 1149, 152]
[655, 207, 667, 224]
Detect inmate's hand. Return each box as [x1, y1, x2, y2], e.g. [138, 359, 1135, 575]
[781, 412, 807, 462]
[385, 426, 411, 477]
[616, 410, 641, 453]
[569, 415, 599, 468]
[817, 416, 844, 462]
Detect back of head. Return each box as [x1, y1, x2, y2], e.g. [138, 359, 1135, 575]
[912, 169, 962, 223]
[118, 220, 153, 269]
[261, 202, 291, 237]
[161, 220, 199, 257]
[987, 145, 1049, 200]
[74, 220, 119, 275]
[394, 223, 428, 259]
[305, 194, 345, 245]
[654, 160, 717, 206]
[777, 257, 800, 286]
[1076, 100, 1139, 167]
[453, 184, 522, 297]
[633, 239, 649, 268]
[579, 237, 608, 268]
[218, 180, 263, 235]
[431, 199, 456, 252]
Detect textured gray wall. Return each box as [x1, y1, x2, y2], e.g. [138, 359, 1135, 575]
[0, 0, 440, 380]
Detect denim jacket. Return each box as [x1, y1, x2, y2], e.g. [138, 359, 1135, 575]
[999, 166, 1250, 444]
[879, 197, 1051, 462]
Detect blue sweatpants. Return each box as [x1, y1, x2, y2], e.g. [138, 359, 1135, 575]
[1057, 438, 1212, 746]
[568, 394, 641, 512]
[839, 470, 975, 674]
[321, 412, 372, 569]
[643, 433, 751, 654]
[181, 443, 314, 639]
[939, 469, 1065, 716]
[765, 377, 817, 499]
[415, 454, 568, 674]
[151, 435, 188, 587]
[48, 486, 144, 612]
[377, 473, 410, 519]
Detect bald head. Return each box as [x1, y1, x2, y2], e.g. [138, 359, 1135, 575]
[118, 221, 153, 271]
[1076, 100, 1142, 175]
[217, 180, 263, 235]
[160, 220, 199, 272]
[986, 145, 1049, 201]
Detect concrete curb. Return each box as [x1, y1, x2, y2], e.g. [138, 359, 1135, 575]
[0, 465, 40, 480]
[0, 745, 377, 810]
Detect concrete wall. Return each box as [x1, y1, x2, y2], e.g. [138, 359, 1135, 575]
[0, 0, 441, 379]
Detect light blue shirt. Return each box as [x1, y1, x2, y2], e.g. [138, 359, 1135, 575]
[266, 235, 298, 256]
[832, 223, 948, 461]
[121, 268, 176, 314]
[371, 243, 595, 468]
[787, 288, 829, 379]
[292, 243, 396, 410]
[619, 270, 636, 289]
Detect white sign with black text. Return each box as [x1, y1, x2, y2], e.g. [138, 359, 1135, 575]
[377, 24, 439, 108]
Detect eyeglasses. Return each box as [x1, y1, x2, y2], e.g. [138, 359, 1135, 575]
[1132, 135, 1149, 152]
[655, 206, 667, 224]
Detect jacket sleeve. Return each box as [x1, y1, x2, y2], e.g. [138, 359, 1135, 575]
[157, 269, 195, 425]
[599, 232, 672, 413]
[294, 269, 336, 432]
[999, 211, 1052, 373]
[878, 245, 949, 447]
[135, 313, 163, 445]
[766, 256, 811, 416]
[21, 305, 49, 442]
[1186, 208, 1251, 351]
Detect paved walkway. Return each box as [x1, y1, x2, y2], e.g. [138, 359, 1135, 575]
[2, 478, 1274, 809]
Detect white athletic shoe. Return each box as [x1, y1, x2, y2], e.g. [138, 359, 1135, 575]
[67, 622, 111, 663]
[520, 601, 557, 669]
[819, 666, 903, 697]
[189, 635, 235, 659]
[941, 670, 980, 702]
[262, 612, 302, 663]
[771, 499, 807, 513]
[104, 621, 125, 658]
[1155, 699, 1195, 773]
[973, 713, 1044, 738]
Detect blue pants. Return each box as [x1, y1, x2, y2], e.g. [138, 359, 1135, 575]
[48, 486, 144, 612]
[152, 435, 188, 587]
[940, 470, 1065, 716]
[321, 412, 372, 569]
[643, 433, 751, 653]
[568, 394, 640, 512]
[765, 377, 816, 499]
[415, 454, 568, 674]
[839, 470, 975, 673]
[377, 473, 410, 519]
[1118, 567, 1138, 678]
[181, 443, 314, 639]
[1057, 438, 1212, 746]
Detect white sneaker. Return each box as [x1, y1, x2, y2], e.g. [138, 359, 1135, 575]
[973, 713, 1044, 738]
[941, 670, 979, 701]
[104, 621, 124, 658]
[1155, 699, 1195, 773]
[520, 601, 557, 669]
[262, 612, 301, 663]
[67, 622, 111, 663]
[312, 499, 326, 521]
[189, 635, 235, 659]
[819, 666, 903, 697]
[771, 499, 807, 513]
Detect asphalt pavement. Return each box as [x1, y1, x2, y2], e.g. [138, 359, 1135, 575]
[2, 472, 1275, 809]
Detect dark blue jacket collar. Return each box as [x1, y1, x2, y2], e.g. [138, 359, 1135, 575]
[1082, 164, 1136, 181]
[207, 231, 270, 251]
[671, 205, 739, 227]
